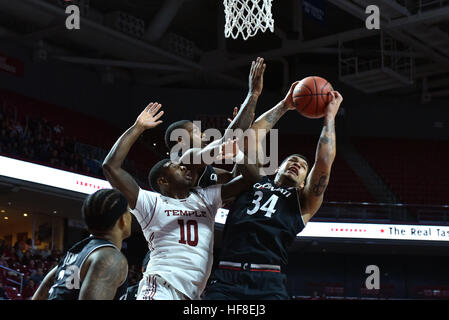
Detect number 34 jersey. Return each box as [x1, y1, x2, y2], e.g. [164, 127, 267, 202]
[219, 176, 306, 267]
[131, 185, 222, 300]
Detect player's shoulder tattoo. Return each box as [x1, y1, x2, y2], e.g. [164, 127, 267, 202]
[82, 247, 128, 299]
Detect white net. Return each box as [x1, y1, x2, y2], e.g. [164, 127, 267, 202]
[223, 0, 274, 40]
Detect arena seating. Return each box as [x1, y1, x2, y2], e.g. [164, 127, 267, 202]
[1, 89, 379, 201]
[0, 243, 142, 300]
[278, 134, 375, 203]
[353, 137, 449, 205]
[0, 89, 159, 188]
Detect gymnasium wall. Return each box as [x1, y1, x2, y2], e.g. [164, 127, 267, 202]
[0, 42, 448, 141]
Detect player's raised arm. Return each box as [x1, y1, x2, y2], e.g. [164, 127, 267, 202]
[244, 81, 299, 167]
[219, 138, 261, 203]
[192, 57, 266, 159]
[251, 80, 299, 135]
[103, 103, 164, 209]
[301, 91, 343, 224]
[227, 56, 266, 132]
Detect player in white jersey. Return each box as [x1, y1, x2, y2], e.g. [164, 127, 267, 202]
[102, 102, 259, 300]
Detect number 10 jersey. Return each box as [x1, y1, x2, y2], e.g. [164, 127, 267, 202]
[131, 185, 222, 300]
[219, 176, 306, 268]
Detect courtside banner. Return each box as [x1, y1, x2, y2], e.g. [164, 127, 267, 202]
[217, 209, 449, 242]
[3, 156, 449, 242]
[0, 155, 111, 194]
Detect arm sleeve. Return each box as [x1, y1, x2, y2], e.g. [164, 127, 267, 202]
[130, 188, 159, 229]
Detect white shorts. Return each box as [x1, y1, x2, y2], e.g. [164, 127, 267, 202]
[136, 274, 189, 300]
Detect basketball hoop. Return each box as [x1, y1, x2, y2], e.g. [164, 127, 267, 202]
[223, 0, 274, 40]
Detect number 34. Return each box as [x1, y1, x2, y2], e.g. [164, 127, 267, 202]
[247, 191, 279, 218]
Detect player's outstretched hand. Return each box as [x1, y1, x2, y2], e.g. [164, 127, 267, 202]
[135, 102, 164, 130]
[249, 57, 266, 97]
[283, 81, 300, 110]
[216, 138, 241, 162]
[324, 91, 343, 119]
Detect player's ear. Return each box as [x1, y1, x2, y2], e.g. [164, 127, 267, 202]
[116, 212, 127, 230]
[178, 136, 189, 147]
[157, 176, 168, 187]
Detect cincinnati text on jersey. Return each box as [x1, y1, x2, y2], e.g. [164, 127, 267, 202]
[164, 209, 207, 217]
[254, 182, 293, 197]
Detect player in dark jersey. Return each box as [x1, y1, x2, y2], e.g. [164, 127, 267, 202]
[164, 57, 266, 188]
[32, 189, 131, 300]
[203, 85, 344, 300]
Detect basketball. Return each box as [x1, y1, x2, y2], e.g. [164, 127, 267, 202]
[292, 76, 334, 119]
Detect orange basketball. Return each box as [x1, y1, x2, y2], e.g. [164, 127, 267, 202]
[292, 76, 333, 119]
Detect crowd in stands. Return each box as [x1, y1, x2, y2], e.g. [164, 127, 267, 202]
[0, 93, 150, 187]
[0, 239, 61, 300]
[0, 96, 104, 173]
[0, 238, 143, 300]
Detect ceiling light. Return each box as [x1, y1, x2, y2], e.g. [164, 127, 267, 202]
[23, 213, 28, 217]
[4, 217, 8, 220]
[0, 210, 5, 213]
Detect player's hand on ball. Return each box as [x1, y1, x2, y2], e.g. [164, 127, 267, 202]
[325, 91, 343, 119]
[283, 81, 300, 110]
[135, 102, 164, 130]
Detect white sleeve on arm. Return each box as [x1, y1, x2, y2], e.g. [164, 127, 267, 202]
[197, 185, 223, 217]
[130, 188, 159, 228]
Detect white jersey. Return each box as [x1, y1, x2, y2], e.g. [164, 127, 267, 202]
[131, 185, 222, 300]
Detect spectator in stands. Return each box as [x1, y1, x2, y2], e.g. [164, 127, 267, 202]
[22, 279, 38, 300]
[13, 240, 24, 262]
[30, 267, 44, 284]
[39, 245, 51, 259]
[123, 251, 150, 300]
[22, 274, 32, 288]
[86, 153, 100, 176]
[0, 95, 148, 182]
[0, 282, 8, 300]
[22, 251, 33, 266]
[49, 149, 60, 167]
[27, 260, 36, 274]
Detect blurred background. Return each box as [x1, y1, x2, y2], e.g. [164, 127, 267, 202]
[0, 0, 448, 300]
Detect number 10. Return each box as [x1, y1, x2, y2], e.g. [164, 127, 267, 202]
[178, 219, 199, 247]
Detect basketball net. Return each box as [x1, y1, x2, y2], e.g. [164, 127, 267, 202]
[223, 0, 274, 40]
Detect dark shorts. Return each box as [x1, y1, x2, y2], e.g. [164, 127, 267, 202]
[203, 267, 290, 300]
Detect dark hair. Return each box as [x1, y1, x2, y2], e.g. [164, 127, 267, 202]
[148, 158, 171, 193]
[81, 189, 128, 231]
[164, 120, 191, 149]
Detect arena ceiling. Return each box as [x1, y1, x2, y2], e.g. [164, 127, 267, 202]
[0, 0, 448, 99]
